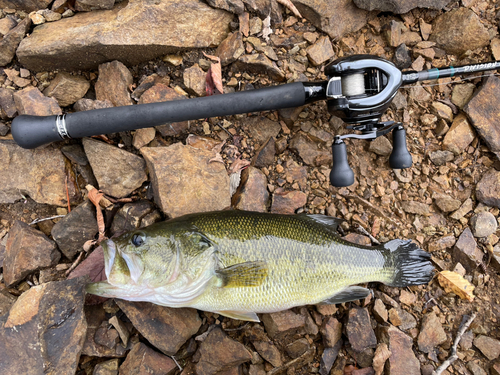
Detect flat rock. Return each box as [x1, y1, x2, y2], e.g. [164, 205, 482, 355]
[184, 63, 206, 97]
[319, 340, 342, 375]
[0, 88, 17, 118]
[253, 137, 275, 168]
[244, 116, 281, 145]
[131, 73, 170, 101]
[352, 0, 449, 13]
[216, 31, 245, 66]
[442, 114, 475, 155]
[491, 362, 500, 375]
[474, 335, 500, 360]
[0, 278, 87, 374]
[306, 36, 334, 66]
[470, 212, 498, 238]
[196, 327, 252, 375]
[430, 8, 490, 55]
[75, 0, 114, 11]
[261, 310, 305, 340]
[434, 195, 462, 213]
[372, 299, 388, 323]
[132, 127, 156, 149]
[428, 235, 456, 252]
[0, 18, 30, 66]
[13, 86, 62, 115]
[0, 141, 76, 206]
[271, 189, 307, 214]
[321, 317, 342, 348]
[401, 201, 430, 215]
[417, 312, 447, 353]
[429, 150, 454, 166]
[453, 227, 483, 273]
[468, 362, 488, 375]
[289, 131, 329, 166]
[232, 166, 269, 212]
[450, 198, 473, 220]
[4, 220, 60, 287]
[95, 60, 133, 107]
[51, 200, 99, 259]
[369, 136, 392, 156]
[286, 338, 311, 359]
[110, 200, 161, 234]
[432, 101, 453, 122]
[17, 0, 233, 71]
[116, 300, 201, 356]
[233, 54, 285, 81]
[93, 358, 120, 375]
[347, 307, 377, 352]
[0, 16, 16, 36]
[252, 341, 282, 367]
[43, 72, 90, 107]
[378, 325, 420, 375]
[452, 83, 475, 109]
[464, 75, 500, 156]
[293, 0, 367, 40]
[74, 98, 113, 112]
[141, 143, 230, 218]
[83, 138, 147, 198]
[119, 342, 176, 375]
[476, 169, 500, 208]
[206, 0, 245, 14]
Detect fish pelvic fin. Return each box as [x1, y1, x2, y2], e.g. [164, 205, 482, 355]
[216, 261, 268, 288]
[86, 281, 123, 298]
[319, 286, 371, 305]
[385, 239, 435, 287]
[303, 214, 343, 234]
[216, 310, 260, 322]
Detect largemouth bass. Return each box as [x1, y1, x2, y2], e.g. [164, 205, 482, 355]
[86, 210, 434, 321]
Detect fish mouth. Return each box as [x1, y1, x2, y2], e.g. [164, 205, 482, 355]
[101, 239, 116, 281]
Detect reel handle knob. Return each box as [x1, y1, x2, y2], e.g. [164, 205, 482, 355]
[330, 139, 354, 187]
[389, 126, 412, 169]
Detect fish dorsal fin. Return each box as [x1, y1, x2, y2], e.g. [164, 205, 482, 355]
[304, 214, 343, 233]
[216, 310, 260, 322]
[215, 261, 268, 288]
[319, 286, 370, 305]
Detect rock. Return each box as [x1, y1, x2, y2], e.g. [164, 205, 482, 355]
[429, 150, 454, 166]
[43, 72, 90, 107]
[253, 341, 282, 367]
[244, 116, 281, 145]
[352, 0, 449, 13]
[432, 101, 453, 122]
[286, 338, 311, 359]
[119, 342, 177, 375]
[474, 335, 500, 360]
[453, 227, 483, 273]
[131, 74, 170, 101]
[74, 98, 113, 111]
[369, 136, 392, 156]
[94, 321, 120, 349]
[388, 308, 402, 326]
[29, 12, 45, 25]
[468, 362, 488, 375]
[216, 32, 245, 66]
[417, 312, 447, 353]
[0, 142, 76, 206]
[0, 290, 16, 317]
[491, 362, 500, 375]
[410, 83, 431, 102]
[285, 160, 308, 190]
[343, 233, 371, 246]
[294, 0, 367, 40]
[306, 36, 334, 66]
[17, 0, 233, 71]
[464, 75, 500, 156]
[196, 327, 252, 375]
[0, 18, 30, 66]
[93, 358, 120, 375]
[470, 212, 498, 238]
[321, 317, 342, 348]
[253, 137, 275, 168]
[205, 0, 244, 14]
[434, 195, 462, 213]
[13, 86, 62, 115]
[450, 198, 473, 220]
[378, 325, 419, 375]
[95, 60, 133, 107]
[4, 220, 60, 287]
[451, 83, 475, 109]
[132, 127, 156, 149]
[116, 300, 201, 356]
[442, 114, 475, 155]
[184, 64, 206, 97]
[401, 201, 430, 215]
[0, 17, 17, 36]
[430, 8, 490, 55]
[347, 307, 377, 353]
[42, 9, 62, 22]
[75, 0, 115, 11]
[141, 144, 230, 218]
[372, 299, 388, 323]
[393, 43, 411, 70]
[476, 169, 500, 208]
[0, 88, 17, 118]
[319, 340, 342, 375]
[232, 166, 269, 212]
[428, 235, 456, 252]
[83, 138, 147, 198]
[111, 200, 161, 234]
[233, 54, 285, 82]
[289, 131, 329, 166]
[0, 278, 87, 374]
[261, 310, 305, 340]
[271, 189, 307, 214]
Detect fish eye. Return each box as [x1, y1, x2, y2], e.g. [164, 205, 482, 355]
[131, 233, 146, 247]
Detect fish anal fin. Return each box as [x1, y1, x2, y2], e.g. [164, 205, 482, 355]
[216, 310, 260, 322]
[319, 286, 370, 305]
[216, 261, 268, 288]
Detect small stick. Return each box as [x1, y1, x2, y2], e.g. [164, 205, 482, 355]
[65, 175, 71, 213]
[357, 224, 381, 245]
[29, 215, 66, 225]
[65, 251, 85, 277]
[169, 356, 183, 371]
[432, 313, 477, 375]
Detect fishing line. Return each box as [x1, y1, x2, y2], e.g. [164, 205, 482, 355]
[400, 72, 500, 89]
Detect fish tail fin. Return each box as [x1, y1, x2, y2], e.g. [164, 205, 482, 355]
[385, 239, 434, 287]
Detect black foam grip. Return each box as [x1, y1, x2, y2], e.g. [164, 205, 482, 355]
[389, 127, 412, 169]
[330, 141, 354, 187]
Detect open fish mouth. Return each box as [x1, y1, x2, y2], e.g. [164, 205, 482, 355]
[101, 239, 116, 281]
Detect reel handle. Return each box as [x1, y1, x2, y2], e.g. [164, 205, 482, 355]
[389, 126, 412, 169]
[330, 139, 354, 187]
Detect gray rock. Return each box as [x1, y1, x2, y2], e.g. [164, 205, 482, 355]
[401, 201, 430, 215]
[473, 335, 500, 360]
[353, 0, 450, 14]
[319, 340, 342, 375]
[289, 131, 330, 166]
[470, 212, 498, 238]
[83, 138, 147, 198]
[0, 0, 51, 11]
[453, 227, 484, 273]
[17, 0, 233, 71]
[0, 290, 16, 317]
[467, 362, 488, 375]
[205, 0, 245, 14]
[75, 0, 115, 11]
[394, 43, 412, 70]
[347, 307, 377, 353]
[0, 122, 8, 136]
[378, 325, 420, 375]
[0, 18, 30, 66]
[43, 72, 90, 107]
[417, 312, 447, 353]
[429, 150, 454, 166]
[119, 342, 176, 374]
[476, 169, 500, 209]
[244, 116, 281, 145]
[73, 98, 113, 112]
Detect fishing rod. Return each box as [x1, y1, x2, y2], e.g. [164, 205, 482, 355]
[11, 55, 500, 187]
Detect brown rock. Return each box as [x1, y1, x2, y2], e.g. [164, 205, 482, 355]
[110, 200, 161, 234]
[0, 16, 17, 36]
[0, 88, 16, 118]
[4, 220, 60, 287]
[474, 335, 500, 360]
[306, 36, 334, 66]
[83, 138, 147, 198]
[43, 72, 90, 107]
[417, 312, 447, 353]
[17, 0, 232, 71]
[233, 54, 285, 82]
[353, 0, 449, 13]
[74, 98, 113, 111]
[442, 114, 475, 155]
[388, 308, 402, 326]
[244, 116, 281, 145]
[141, 144, 230, 218]
[427, 235, 456, 252]
[94, 322, 120, 349]
[132, 127, 156, 149]
[131, 74, 170, 101]
[378, 325, 420, 375]
[401, 201, 430, 215]
[216, 32, 245, 66]
[347, 307, 377, 352]
[261, 310, 305, 340]
[0, 18, 30, 66]
[434, 195, 462, 213]
[289, 131, 329, 166]
[343, 233, 371, 246]
[321, 317, 342, 348]
[286, 338, 311, 359]
[184, 63, 206, 97]
[93, 358, 120, 375]
[186, 134, 220, 151]
[320, 340, 342, 375]
[253, 137, 275, 168]
[75, 0, 114, 11]
[0, 278, 87, 374]
[0, 290, 16, 317]
[253, 341, 282, 367]
[429, 150, 454, 166]
[369, 136, 392, 156]
[453, 227, 483, 273]
[95, 60, 133, 107]
[432, 101, 453, 122]
[206, 0, 244, 14]
[476, 169, 500, 208]
[451, 83, 475, 109]
[430, 8, 489, 55]
[450, 198, 473, 220]
[285, 160, 308, 190]
[196, 327, 252, 375]
[491, 362, 500, 375]
[279, 105, 305, 127]
[119, 342, 177, 375]
[13, 86, 62, 115]
[116, 300, 201, 356]
[399, 290, 416, 306]
[271, 189, 307, 214]
[470, 212, 498, 238]
[232, 166, 269, 212]
[372, 299, 388, 323]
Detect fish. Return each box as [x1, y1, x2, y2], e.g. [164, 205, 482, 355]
[86, 210, 434, 322]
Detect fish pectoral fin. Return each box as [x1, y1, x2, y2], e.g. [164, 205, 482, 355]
[216, 310, 260, 322]
[319, 286, 371, 305]
[215, 261, 268, 288]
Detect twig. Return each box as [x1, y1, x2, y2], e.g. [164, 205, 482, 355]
[65, 251, 85, 277]
[356, 224, 381, 245]
[432, 313, 477, 375]
[169, 356, 183, 371]
[65, 175, 71, 213]
[29, 215, 66, 225]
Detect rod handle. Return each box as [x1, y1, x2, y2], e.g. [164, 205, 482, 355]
[11, 115, 62, 149]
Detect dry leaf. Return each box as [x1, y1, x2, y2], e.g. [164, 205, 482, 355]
[276, 0, 302, 18]
[437, 270, 475, 302]
[262, 15, 272, 42]
[373, 343, 391, 375]
[86, 185, 106, 243]
[203, 52, 223, 95]
[239, 12, 250, 37]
